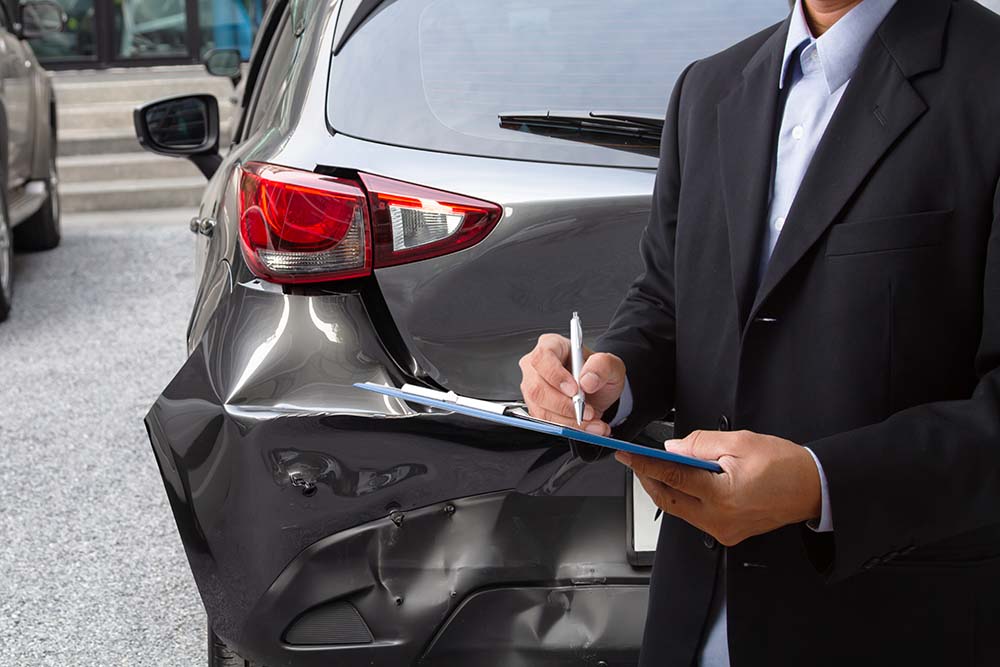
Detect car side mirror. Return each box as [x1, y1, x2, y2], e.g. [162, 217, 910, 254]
[204, 48, 242, 88]
[134, 94, 222, 180]
[19, 0, 67, 39]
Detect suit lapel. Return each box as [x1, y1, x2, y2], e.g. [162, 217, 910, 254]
[747, 0, 951, 324]
[718, 22, 788, 330]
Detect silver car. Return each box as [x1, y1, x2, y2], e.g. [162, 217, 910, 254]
[0, 0, 64, 322]
[134, 0, 787, 664]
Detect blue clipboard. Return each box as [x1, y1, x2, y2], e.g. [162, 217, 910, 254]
[354, 382, 723, 473]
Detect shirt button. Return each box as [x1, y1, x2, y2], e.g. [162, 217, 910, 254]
[703, 533, 718, 550]
[792, 125, 804, 140]
[718, 415, 730, 431]
[774, 217, 785, 231]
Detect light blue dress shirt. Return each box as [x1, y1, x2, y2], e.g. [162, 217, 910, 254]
[610, 0, 897, 663]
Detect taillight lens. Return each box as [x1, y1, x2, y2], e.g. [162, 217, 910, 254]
[238, 162, 371, 283]
[360, 173, 503, 268]
[237, 162, 502, 283]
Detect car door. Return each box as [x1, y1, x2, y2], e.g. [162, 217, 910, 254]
[0, 2, 33, 187]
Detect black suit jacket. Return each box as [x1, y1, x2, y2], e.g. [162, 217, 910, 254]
[595, 1, 1000, 664]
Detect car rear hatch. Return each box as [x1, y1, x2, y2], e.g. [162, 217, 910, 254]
[322, 0, 789, 399]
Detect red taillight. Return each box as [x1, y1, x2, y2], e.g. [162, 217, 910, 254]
[238, 162, 502, 283]
[239, 162, 371, 283]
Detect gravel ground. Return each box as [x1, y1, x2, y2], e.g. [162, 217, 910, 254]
[0, 209, 203, 666]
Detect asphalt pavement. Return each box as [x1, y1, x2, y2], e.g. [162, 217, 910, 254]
[0, 208, 203, 666]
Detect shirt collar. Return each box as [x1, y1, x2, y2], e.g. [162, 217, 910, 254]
[779, 0, 897, 93]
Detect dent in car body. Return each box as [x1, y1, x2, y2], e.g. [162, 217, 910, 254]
[145, 278, 643, 664]
[243, 492, 646, 666]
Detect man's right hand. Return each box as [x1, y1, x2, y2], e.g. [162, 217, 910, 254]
[518, 333, 626, 436]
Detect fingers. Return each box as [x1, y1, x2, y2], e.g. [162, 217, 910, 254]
[519, 334, 578, 420]
[634, 473, 703, 523]
[578, 352, 624, 394]
[520, 380, 595, 422]
[615, 451, 717, 500]
[581, 418, 611, 436]
[535, 333, 571, 361]
[665, 429, 736, 461]
[529, 405, 610, 434]
[518, 336, 622, 429]
[636, 472, 753, 546]
[532, 343, 579, 398]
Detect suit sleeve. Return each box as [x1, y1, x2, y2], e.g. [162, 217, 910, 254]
[589, 63, 694, 443]
[804, 177, 1000, 582]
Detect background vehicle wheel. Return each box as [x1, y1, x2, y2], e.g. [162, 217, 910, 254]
[209, 621, 262, 667]
[13, 150, 60, 252]
[0, 191, 12, 322]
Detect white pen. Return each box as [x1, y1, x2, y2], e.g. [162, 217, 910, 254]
[570, 311, 585, 425]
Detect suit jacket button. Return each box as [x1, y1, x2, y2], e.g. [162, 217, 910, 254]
[718, 415, 730, 431]
[703, 533, 717, 549]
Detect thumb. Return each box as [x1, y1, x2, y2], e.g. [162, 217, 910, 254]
[578, 352, 624, 395]
[665, 430, 729, 461]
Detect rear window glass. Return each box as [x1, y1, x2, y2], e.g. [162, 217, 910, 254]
[328, 0, 789, 168]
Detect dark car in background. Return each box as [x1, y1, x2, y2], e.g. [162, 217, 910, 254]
[0, 0, 64, 322]
[134, 0, 788, 664]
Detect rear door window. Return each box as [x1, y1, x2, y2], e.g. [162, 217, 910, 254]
[245, 8, 298, 137]
[328, 0, 789, 167]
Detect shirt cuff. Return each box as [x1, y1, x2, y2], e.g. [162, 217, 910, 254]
[608, 376, 633, 427]
[804, 447, 834, 532]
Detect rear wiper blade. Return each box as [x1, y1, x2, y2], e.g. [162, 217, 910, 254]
[589, 111, 665, 129]
[499, 110, 663, 131]
[498, 110, 663, 155]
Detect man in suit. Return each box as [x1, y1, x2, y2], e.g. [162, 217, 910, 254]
[518, 0, 1000, 664]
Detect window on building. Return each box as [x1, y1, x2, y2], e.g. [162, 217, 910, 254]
[27, 0, 263, 67]
[28, 0, 97, 62]
[198, 0, 265, 61]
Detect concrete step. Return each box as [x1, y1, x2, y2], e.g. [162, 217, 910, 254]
[50, 64, 207, 83]
[61, 177, 206, 213]
[63, 206, 199, 229]
[52, 70, 237, 106]
[51, 66, 232, 213]
[57, 152, 204, 183]
[58, 125, 233, 156]
[58, 129, 141, 156]
[57, 100, 238, 132]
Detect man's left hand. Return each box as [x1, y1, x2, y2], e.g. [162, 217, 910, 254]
[616, 430, 822, 546]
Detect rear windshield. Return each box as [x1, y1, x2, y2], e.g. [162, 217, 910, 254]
[328, 0, 789, 168]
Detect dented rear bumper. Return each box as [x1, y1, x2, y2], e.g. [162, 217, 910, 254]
[241, 492, 647, 666]
[145, 280, 648, 666]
